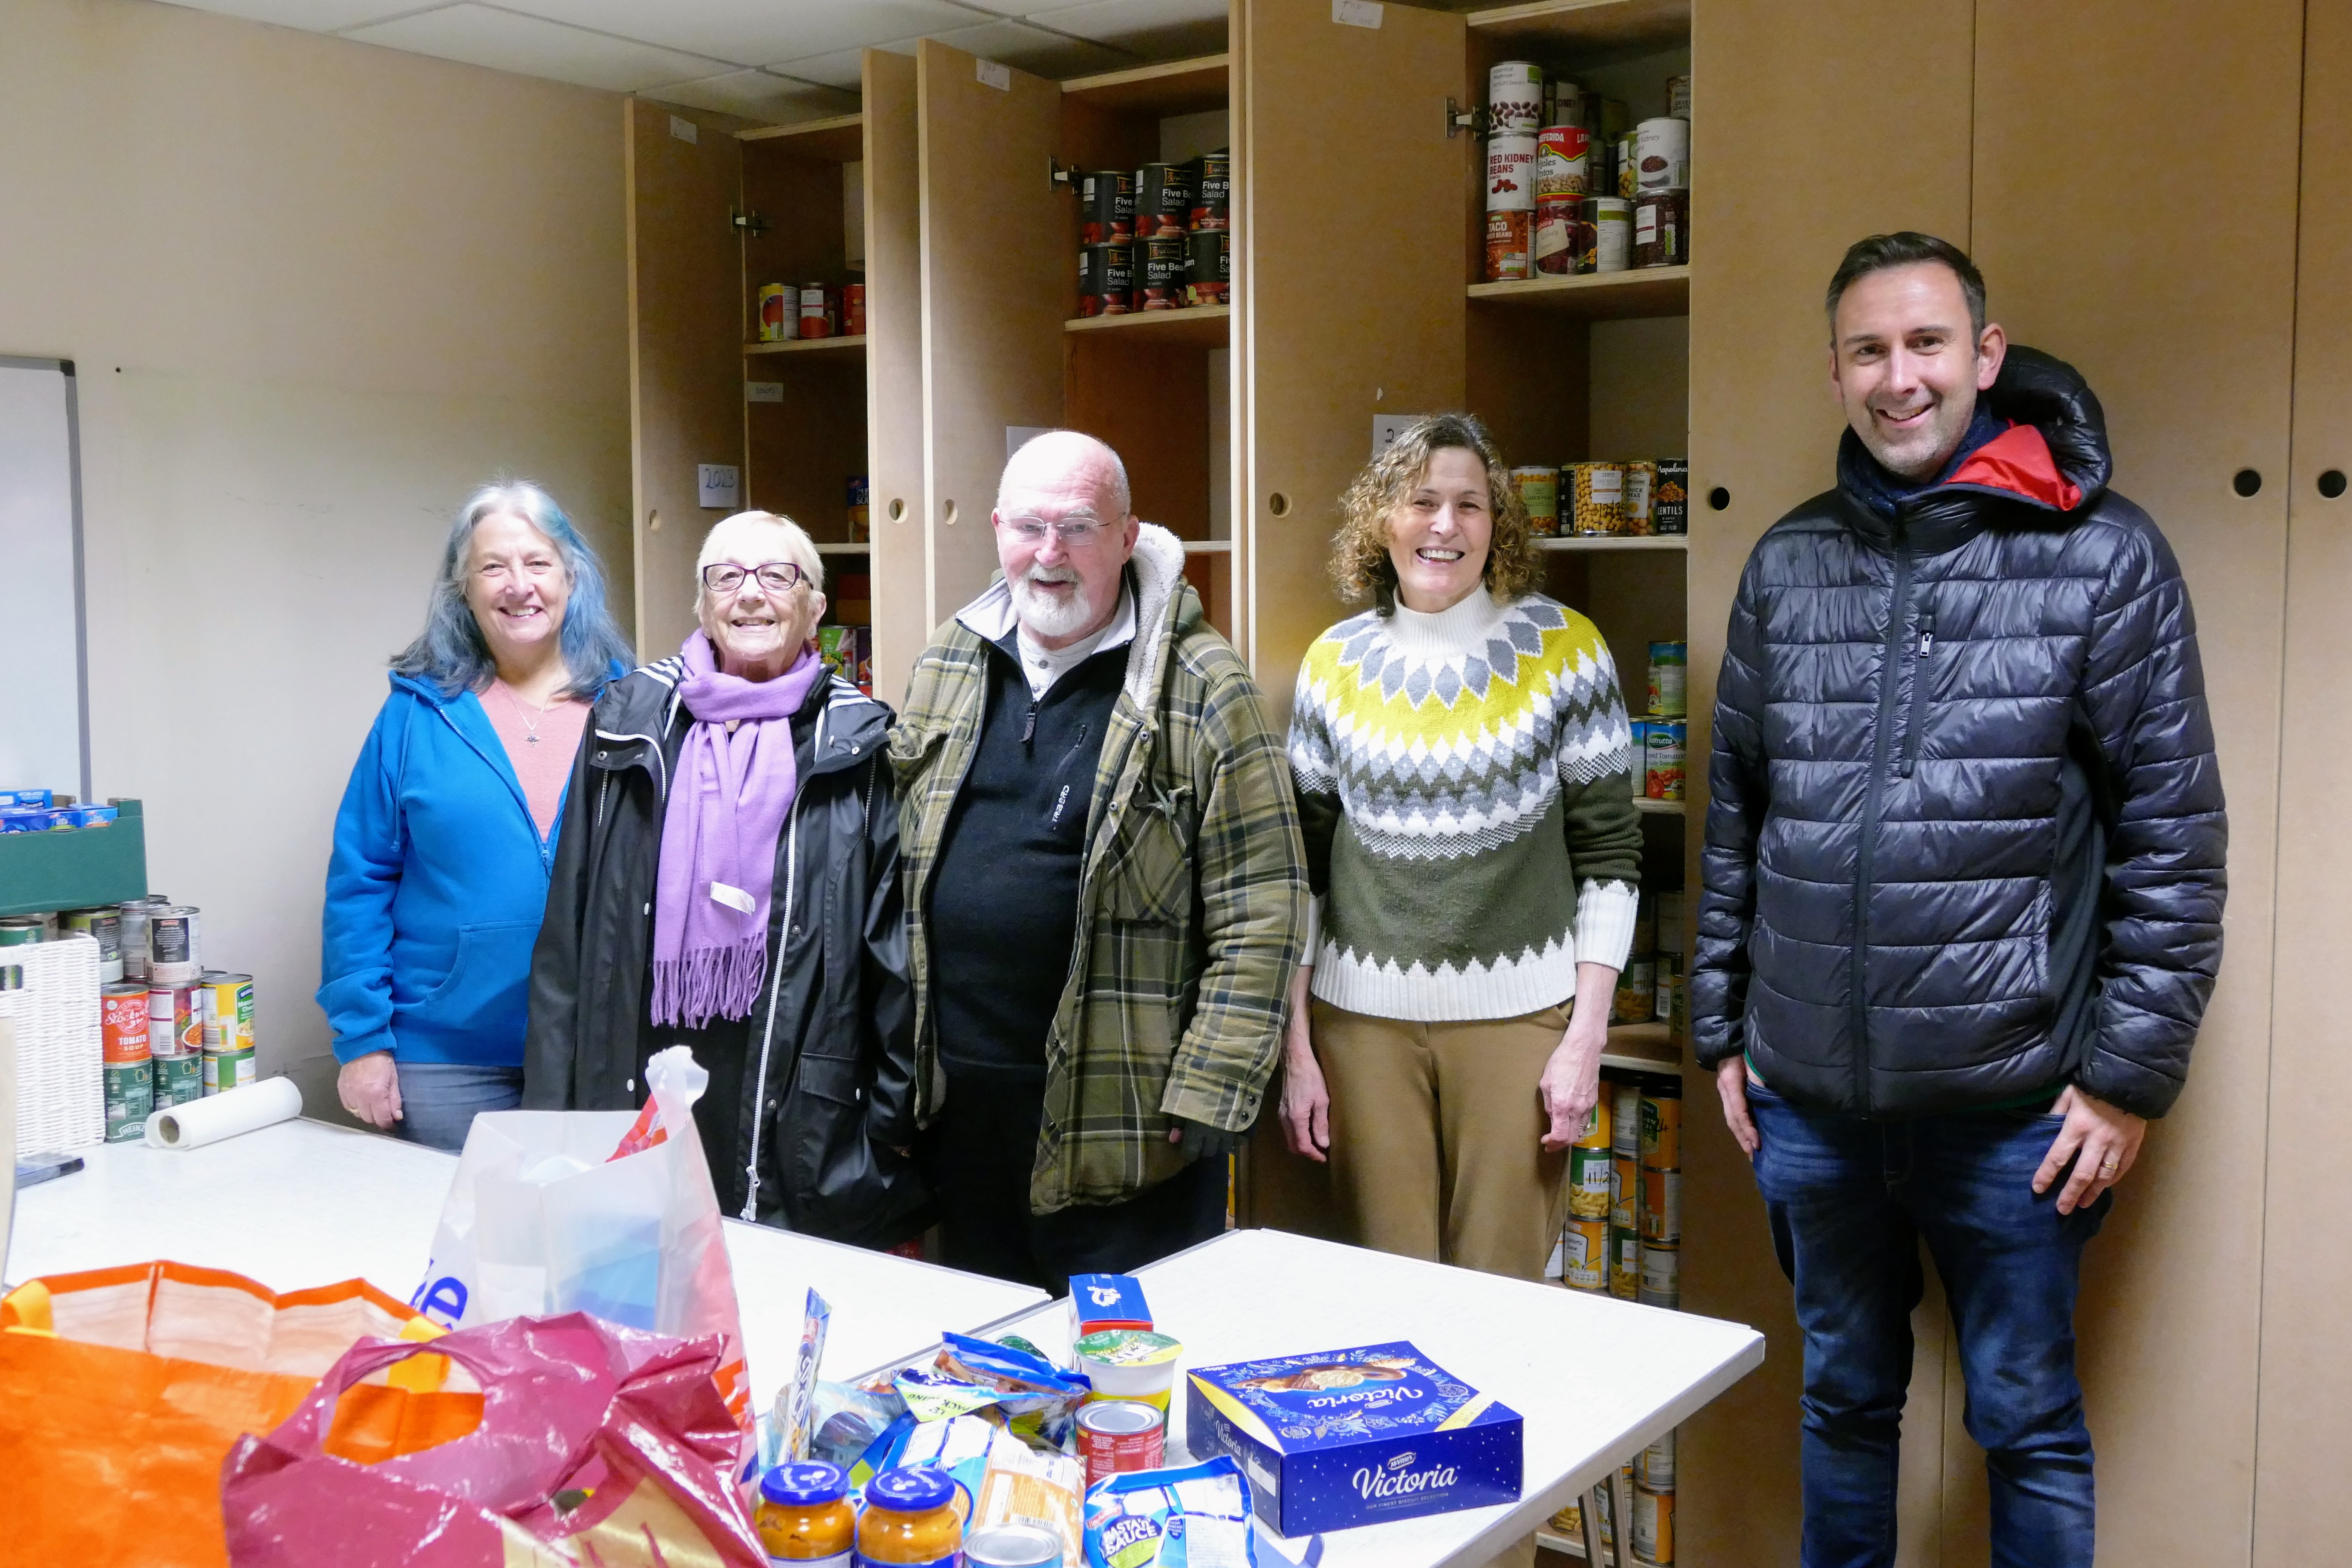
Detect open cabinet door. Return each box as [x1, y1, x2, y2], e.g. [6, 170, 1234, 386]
[865, 49, 925, 707]
[917, 38, 1067, 627]
[626, 98, 745, 660]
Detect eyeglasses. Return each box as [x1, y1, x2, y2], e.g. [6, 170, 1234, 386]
[1002, 515, 1109, 548]
[701, 561, 810, 594]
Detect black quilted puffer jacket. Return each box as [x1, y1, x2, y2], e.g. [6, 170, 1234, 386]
[1692, 347, 2226, 1120]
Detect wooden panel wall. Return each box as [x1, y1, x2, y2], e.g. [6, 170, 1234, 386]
[865, 50, 925, 707]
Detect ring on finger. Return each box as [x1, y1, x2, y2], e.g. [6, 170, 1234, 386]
[2099, 1157, 2120, 1175]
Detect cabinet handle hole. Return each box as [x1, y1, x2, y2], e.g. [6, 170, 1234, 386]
[1268, 492, 1292, 517]
[943, 499, 959, 525]
[1707, 486, 1730, 511]
[647, 508, 663, 533]
[2321, 470, 2348, 499]
[888, 497, 906, 522]
[2233, 469, 2262, 497]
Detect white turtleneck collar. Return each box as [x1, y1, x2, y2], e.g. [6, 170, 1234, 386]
[1383, 585, 1510, 662]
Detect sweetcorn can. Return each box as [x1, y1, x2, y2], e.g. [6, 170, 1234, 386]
[1573, 1085, 1611, 1149]
[1633, 1484, 1675, 1564]
[1609, 1224, 1642, 1299]
[1640, 1077, 1683, 1168]
[1562, 1216, 1610, 1292]
[1641, 1164, 1683, 1245]
[1568, 1144, 1614, 1219]
[202, 972, 255, 1054]
[1611, 1153, 1639, 1230]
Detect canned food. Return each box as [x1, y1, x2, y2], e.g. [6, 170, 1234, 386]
[797, 284, 832, 340]
[1587, 195, 1631, 272]
[1614, 956, 1656, 1023]
[1534, 194, 1582, 277]
[1134, 162, 1194, 237]
[1633, 1483, 1675, 1564]
[1638, 1242, 1680, 1307]
[1641, 1165, 1682, 1245]
[757, 282, 794, 342]
[150, 983, 202, 1056]
[1645, 720, 1687, 801]
[1485, 134, 1537, 213]
[1666, 74, 1691, 121]
[1623, 460, 1659, 535]
[1192, 150, 1230, 230]
[1568, 1144, 1614, 1219]
[1634, 188, 1687, 270]
[147, 905, 201, 984]
[1638, 1427, 1676, 1491]
[968, 1523, 1064, 1568]
[1648, 641, 1688, 718]
[1572, 1085, 1610, 1150]
[1535, 125, 1590, 197]
[203, 1048, 257, 1095]
[1076, 1399, 1165, 1486]
[1140, 232, 1189, 310]
[1640, 1077, 1683, 1168]
[152, 1050, 202, 1109]
[1081, 168, 1134, 243]
[1547, 79, 1585, 132]
[1566, 461, 1626, 534]
[1562, 1216, 1609, 1292]
[842, 282, 866, 336]
[1627, 719, 1649, 796]
[1616, 132, 1638, 199]
[63, 906, 123, 980]
[1484, 208, 1532, 282]
[1634, 117, 1690, 192]
[1486, 61, 1544, 138]
[1609, 1224, 1642, 1299]
[119, 896, 168, 981]
[202, 972, 255, 1054]
[1611, 1074, 1642, 1158]
[1510, 465, 1559, 536]
[102, 982, 150, 1063]
[0, 917, 43, 946]
[1187, 227, 1229, 306]
[1078, 237, 1134, 316]
[1654, 952, 1681, 1026]
[104, 1060, 153, 1143]
[848, 475, 871, 541]
[1655, 459, 1689, 535]
[1611, 1154, 1639, 1230]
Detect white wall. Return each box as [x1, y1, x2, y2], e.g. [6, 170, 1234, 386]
[0, 0, 633, 1113]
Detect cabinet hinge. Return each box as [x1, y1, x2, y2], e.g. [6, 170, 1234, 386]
[1050, 158, 1075, 192]
[1446, 99, 1488, 140]
[731, 206, 769, 238]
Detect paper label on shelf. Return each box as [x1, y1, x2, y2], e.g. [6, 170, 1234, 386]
[697, 463, 740, 509]
[669, 114, 698, 144]
[976, 58, 1012, 91]
[746, 382, 783, 403]
[1372, 414, 1429, 460]
[1333, 0, 1383, 28]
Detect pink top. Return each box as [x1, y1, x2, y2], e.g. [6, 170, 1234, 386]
[479, 681, 592, 840]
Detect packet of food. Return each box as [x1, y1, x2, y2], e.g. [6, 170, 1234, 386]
[1084, 1456, 1259, 1568]
[935, 1332, 1093, 1452]
[974, 1425, 1086, 1564]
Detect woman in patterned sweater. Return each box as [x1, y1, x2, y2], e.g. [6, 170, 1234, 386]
[1282, 413, 1645, 1280]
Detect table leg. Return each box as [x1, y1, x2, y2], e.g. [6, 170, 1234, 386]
[1609, 1467, 1635, 1566]
[1579, 1482, 1609, 1565]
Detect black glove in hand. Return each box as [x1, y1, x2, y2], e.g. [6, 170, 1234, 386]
[1171, 1115, 1245, 1164]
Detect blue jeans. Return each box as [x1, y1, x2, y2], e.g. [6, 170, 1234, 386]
[394, 1062, 523, 1153]
[1749, 1080, 2110, 1568]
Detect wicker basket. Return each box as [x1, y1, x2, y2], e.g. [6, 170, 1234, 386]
[0, 933, 103, 1152]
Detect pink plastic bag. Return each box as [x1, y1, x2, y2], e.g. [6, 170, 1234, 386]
[220, 1312, 766, 1568]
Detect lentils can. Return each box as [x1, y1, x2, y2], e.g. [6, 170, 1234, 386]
[1568, 1144, 1614, 1219]
[1487, 61, 1544, 137]
[1646, 719, 1687, 801]
[1562, 1216, 1609, 1292]
[1640, 1077, 1683, 1168]
[1509, 465, 1559, 536]
[1567, 461, 1627, 534]
[1484, 208, 1532, 282]
[1076, 1400, 1165, 1485]
[1655, 459, 1690, 534]
[1080, 168, 1134, 242]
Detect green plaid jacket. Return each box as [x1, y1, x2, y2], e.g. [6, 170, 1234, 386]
[889, 527, 1308, 1213]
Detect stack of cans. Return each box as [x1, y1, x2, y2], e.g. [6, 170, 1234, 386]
[1076, 150, 1229, 317]
[1484, 64, 1689, 282]
[1638, 1076, 1681, 1309]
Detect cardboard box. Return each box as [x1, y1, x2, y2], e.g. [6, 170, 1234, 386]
[1185, 1341, 1522, 1535]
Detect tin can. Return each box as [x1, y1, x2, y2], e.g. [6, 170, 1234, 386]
[1638, 1242, 1680, 1308]
[1611, 1155, 1640, 1230]
[202, 972, 255, 1054]
[1641, 1165, 1682, 1245]
[1645, 720, 1687, 801]
[203, 1047, 257, 1095]
[848, 475, 871, 541]
[1571, 1083, 1610, 1149]
[1076, 1400, 1165, 1486]
[1192, 149, 1230, 230]
[1611, 1074, 1642, 1158]
[1078, 237, 1134, 316]
[0, 918, 42, 946]
[1187, 227, 1229, 306]
[1654, 459, 1689, 534]
[63, 906, 123, 980]
[1509, 465, 1559, 536]
[1614, 956, 1656, 1023]
[757, 282, 794, 342]
[1654, 951, 1680, 1025]
[1568, 1144, 1614, 1219]
[1562, 1215, 1609, 1292]
[1634, 188, 1687, 270]
[1666, 74, 1691, 121]
[1133, 162, 1194, 238]
[1081, 169, 1134, 243]
[1535, 125, 1591, 197]
[1648, 641, 1688, 718]
[1609, 1224, 1641, 1299]
[842, 283, 866, 336]
[1534, 194, 1582, 277]
[1567, 460, 1626, 534]
[1623, 460, 1659, 535]
[150, 983, 203, 1055]
[1640, 1077, 1683, 1168]
[797, 284, 832, 340]
[105, 1060, 153, 1143]
[1638, 1427, 1676, 1490]
[152, 1050, 202, 1109]
[1616, 132, 1638, 199]
[119, 896, 167, 981]
[1587, 195, 1631, 272]
[1633, 1484, 1675, 1564]
[1487, 61, 1544, 138]
[102, 981, 150, 1063]
[1140, 232, 1189, 310]
[147, 905, 201, 984]
[968, 1524, 1064, 1568]
[1547, 79, 1585, 132]
[1483, 208, 1532, 282]
[1635, 116, 1690, 192]
[1626, 719, 1649, 796]
[1485, 134, 1537, 213]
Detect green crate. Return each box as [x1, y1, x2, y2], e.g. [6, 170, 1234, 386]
[0, 798, 148, 916]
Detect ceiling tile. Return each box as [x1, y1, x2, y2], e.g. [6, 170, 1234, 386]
[342, 4, 730, 90]
[153, 0, 433, 31]
[652, 68, 858, 122]
[916, 19, 1133, 79]
[493, 0, 994, 67]
[1019, 0, 1227, 56]
[763, 47, 875, 92]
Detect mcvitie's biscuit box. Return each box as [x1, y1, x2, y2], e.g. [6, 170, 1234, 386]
[1185, 1341, 1523, 1535]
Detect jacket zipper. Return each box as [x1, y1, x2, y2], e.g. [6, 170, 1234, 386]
[1901, 605, 1936, 778]
[1852, 533, 1914, 1115]
[741, 703, 826, 1221]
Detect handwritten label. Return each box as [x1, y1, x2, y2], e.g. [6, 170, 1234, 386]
[668, 114, 698, 144]
[1333, 0, 1383, 28]
[976, 58, 1011, 91]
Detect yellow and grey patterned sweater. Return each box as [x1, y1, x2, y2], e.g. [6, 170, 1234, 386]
[1288, 588, 1644, 1021]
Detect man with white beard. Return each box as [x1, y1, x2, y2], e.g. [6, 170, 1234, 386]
[889, 430, 1307, 1288]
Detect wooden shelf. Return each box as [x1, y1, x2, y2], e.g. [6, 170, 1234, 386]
[1632, 796, 1685, 815]
[815, 542, 870, 555]
[1468, 0, 1692, 55]
[1602, 1020, 1679, 1074]
[738, 113, 864, 163]
[1064, 305, 1230, 348]
[745, 334, 867, 360]
[1181, 538, 1234, 554]
[1470, 266, 1689, 320]
[1534, 1528, 1592, 1561]
[1060, 53, 1230, 116]
[1537, 534, 1688, 552]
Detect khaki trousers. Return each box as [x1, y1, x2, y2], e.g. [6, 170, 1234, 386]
[1312, 998, 1571, 1283]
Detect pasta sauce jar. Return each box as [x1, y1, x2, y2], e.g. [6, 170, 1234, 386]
[858, 1466, 965, 1568]
[758, 1461, 855, 1568]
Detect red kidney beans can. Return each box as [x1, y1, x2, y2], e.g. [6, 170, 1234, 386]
[1077, 1400, 1166, 1486]
[1081, 168, 1134, 243]
[1187, 227, 1229, 306]
[1134, 162, 1194, 239]
[1078, 237, 1133, 316]
[1140, 232, 1189, 310]
[1191, 150, 1230, 230]
[841, 282, 866, 335]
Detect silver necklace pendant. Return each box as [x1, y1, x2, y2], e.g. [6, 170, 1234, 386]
[525, 733, 540, 744]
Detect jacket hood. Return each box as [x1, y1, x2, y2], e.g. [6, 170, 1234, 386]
[952, 521, 1198, 709]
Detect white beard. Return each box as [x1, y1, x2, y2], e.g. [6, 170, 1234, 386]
[1010, 568, 1096, 640]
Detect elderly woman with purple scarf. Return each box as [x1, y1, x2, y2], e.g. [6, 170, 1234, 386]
[523, 511, 928, 1249]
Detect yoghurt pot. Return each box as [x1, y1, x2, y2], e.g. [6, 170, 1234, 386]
[1072, 1329, 1184, 1411]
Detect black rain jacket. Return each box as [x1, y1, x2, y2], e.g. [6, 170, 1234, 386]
[521, 656, 928, 1246]
[1693, 347, 2227, 1120]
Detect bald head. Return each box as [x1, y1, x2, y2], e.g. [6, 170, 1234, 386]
[998, 429, 1131, 520]
[991, 429, 1140, 651]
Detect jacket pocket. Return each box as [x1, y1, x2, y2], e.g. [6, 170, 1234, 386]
[401, 920, 539, 1040]
[781, 1054, 929, 1244]
[887, 723, 947, 789]
[1101, 785, 1194, 924]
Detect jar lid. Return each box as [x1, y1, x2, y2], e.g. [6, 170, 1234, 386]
[761, 1461, 850, 1507]
[866, 1465, 958, 1513]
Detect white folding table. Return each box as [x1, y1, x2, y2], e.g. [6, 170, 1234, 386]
[3, 1115, 1047, 1410]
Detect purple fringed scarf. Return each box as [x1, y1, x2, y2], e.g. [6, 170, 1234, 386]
[650, 632, 827, 1028]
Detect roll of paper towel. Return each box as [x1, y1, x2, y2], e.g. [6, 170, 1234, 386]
[144, 1075, 303, 1149]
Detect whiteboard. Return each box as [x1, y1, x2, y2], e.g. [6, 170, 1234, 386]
[0, 358, 88, 802]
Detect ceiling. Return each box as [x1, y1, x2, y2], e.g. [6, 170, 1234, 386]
[159, 0, 1232, 123]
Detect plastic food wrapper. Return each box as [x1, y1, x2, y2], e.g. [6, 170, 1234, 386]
[220, 1311, 767, 1568]
[409, 1045, 751, 1444]
[787, 1288, 832, 1461]
[919, 1330, 1093, 1451]
[803, 1378, 909, 1471]
[873, 1415, 1085, 1565]
[1084, 1456, 1260, 1568]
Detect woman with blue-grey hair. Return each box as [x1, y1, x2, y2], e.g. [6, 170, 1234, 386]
[319, 479, 634, 1150]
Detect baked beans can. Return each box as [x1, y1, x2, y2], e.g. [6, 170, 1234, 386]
[1483, 208, 1532, 282]
[204, 1047, 257, 1095]
[1186, 227, 1229, 306]
[1509, 465, 1559, 536]
[64, 906, 123, 981]
[1634, 188, 1687, 269]
[1140, 232, 1189, 310]
[1562, 1215, 1609, 1292]
[757, 282, 794, 342]
[797, 284, 832, 340]
[1076, 1399, 1165, 1486]
[1192, 150, 1229, 230]
[1485, 134, 1537, 213]
[1635, 116, 1690, 192]
[1487, 61, 1544, 138]
[1645, 720, 1687, 801]
[1078, 237, 1134, 315]
[1624, 460, 1659, 535]
[102, 981, 150, 1063]
[1568, 1143, 1614, 1219]
[1081, 169, 1133, 243]
[152, 1050, 202, 1109]
[1666, 74, 1691, 121]
[1533, 194, 1582, 277]
[1588, 195, 1631, 272]
[1567, 460, 1626, 534]
[1633, 1483, 1675, 1564]
[1638, 1242, 1680, 1308]
[147, 905, 201, 984]
[1638, 1427, 1676, 1490]
[1611, 1153, 1639, 1230]
[1648, 640, 1688, 718]
[841, 282, 866, 336]
[1609, 1223, 1642, 1298]
[104, 1060, 153, 1142]
[1134, 162, 1194, 238]
[1640, 1077, 1683, 1168]
[1640, 1165, 1682, 1245]
[1611, 1074, 1642, 1158]
[202, 972, 255, 1054]
[1535, 125, 1591, 197]
[1654, 459, 1689, 534]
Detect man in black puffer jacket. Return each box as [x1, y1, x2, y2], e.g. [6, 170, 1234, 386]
[1694, 234, 2226, 1568]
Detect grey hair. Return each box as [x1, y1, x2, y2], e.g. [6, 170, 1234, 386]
[693, 510, 827, 604]
[998, 429, 1132, 519]
[390, 479, 635, 700]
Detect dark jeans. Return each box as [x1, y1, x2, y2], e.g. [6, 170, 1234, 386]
[921, 1066, 1227, 1293]
[1748, 1079, 2110, 1568]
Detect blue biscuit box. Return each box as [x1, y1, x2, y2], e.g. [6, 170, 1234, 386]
[1185, 1341, 1522, 1535]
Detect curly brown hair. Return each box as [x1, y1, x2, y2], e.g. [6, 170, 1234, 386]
[1329, 413, 1543, 614]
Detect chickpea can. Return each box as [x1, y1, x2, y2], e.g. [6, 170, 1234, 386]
[1567, 461, 1627, 534]
[1510, 465, 1560, 536]
[1623, 460, 1659, 534]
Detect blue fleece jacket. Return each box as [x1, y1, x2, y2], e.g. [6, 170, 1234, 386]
[319, 668, 617, 1067]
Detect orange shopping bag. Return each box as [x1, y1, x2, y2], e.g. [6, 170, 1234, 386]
[0, 1260, 466, 1568]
